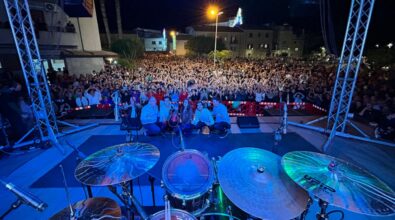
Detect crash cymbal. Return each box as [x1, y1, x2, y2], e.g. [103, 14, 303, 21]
[49, 197, 121, 220]
[282, 151, 395, 216]
[217, 147, 309, 220]
[75, 142, 160, 186]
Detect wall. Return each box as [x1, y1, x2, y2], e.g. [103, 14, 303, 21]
[69, 0, 102, 51]
[65, 57, 103, 75]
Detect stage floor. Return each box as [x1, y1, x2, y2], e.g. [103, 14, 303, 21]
[0, 117, 394, 220]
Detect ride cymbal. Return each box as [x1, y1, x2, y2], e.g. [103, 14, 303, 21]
[282, 151, 395, 216]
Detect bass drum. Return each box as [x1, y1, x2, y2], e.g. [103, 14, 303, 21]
[149, 209, 197, 220]
[162, 149, 215, 215]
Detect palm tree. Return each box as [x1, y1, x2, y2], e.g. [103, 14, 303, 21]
[114, 0, 123, 39]
[99, 0, 111, 48]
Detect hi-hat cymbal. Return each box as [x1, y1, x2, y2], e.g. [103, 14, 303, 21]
[75, 142, 160, 186]
[282, 151, 395, 216]
[217, 147, 309, 220]
[50, 197, 121, 220]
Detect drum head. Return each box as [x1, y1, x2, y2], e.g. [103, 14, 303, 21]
[149, 209, 197, 220]
[162, 150, 214, 200]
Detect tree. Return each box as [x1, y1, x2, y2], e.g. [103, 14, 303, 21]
[365, 48, 395, 69]
[111, 37, 144, 60]
[99, 0, 111, 48]
[185, 36, 225, 55]
[208, 50, 233, 60]
[114, 0, 123, 39]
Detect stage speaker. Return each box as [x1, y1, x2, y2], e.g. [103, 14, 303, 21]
[237, 116, 260, 129]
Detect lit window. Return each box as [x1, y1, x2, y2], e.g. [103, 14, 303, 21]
[295, 48, 299, 51]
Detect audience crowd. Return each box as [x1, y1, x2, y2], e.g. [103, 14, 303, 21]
[2, 54, 394, 140]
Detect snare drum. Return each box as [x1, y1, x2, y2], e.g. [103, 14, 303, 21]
[162, 149, 215, 215]
[149, 209, 197, 220]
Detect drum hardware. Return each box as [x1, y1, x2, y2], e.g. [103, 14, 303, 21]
[282, 151, 395, 218]
[59, 164, 74, 219]
[148, 175, 156, 207]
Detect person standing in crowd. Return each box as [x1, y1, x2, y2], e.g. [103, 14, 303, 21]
[212, 97, 231, 134]
[84, 86, 101, 105]
[140, 97, 160, 136]
[192, 101, 214, 132]
[159, 96, 172, 131]
[179, 99, 193, 134]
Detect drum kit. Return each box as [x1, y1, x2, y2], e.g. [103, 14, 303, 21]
[50, 141, 395, 220]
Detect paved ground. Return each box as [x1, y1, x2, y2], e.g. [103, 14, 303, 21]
[0, 116, 394, 220]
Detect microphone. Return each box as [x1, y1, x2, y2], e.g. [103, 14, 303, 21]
[0, 180, 47, 211]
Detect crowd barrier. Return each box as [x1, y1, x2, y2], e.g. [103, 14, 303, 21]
[65, 101, 327, 119]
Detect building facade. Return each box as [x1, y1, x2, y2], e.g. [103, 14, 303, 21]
[186, 24, 304, 58]
[0, 0, 115, 75]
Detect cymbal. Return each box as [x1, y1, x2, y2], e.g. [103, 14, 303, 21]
[282, 151, 395, 216]
[217, 147, 309, 220]
[75, 142, 160, 186]
[49, 197, 121, 220]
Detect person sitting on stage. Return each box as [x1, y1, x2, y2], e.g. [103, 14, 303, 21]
[212, 97, 231, 134]
[159, 96, 172, 131]
[192, 101, 214, 132]
[179, 99, 193, 134]
[140, 97, 160, 136]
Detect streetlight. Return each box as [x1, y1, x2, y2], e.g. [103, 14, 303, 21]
[170, 31, 177, 52]
[207, 5, 223, 68]
[387, 42, 393, 49]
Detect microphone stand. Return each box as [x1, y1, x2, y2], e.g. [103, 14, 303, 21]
[0, 199, 23, 220]
[65, 141, 92, 198]
[178, 126, 185, 151]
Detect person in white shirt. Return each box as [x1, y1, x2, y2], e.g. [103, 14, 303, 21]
[192, 101, 214, 131]
[84, 86, 101, 105]
[75, 92, 89, 107]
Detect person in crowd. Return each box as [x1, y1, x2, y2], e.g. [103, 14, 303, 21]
[140, 96, 160, 136]
[75, 92, 88, 107]
[192, 101, 214, 132]
[85, 86, 101, 105]
[159, 96, 172, 131]
[212, 97, 231, 134]
[179, 99, 193, 134]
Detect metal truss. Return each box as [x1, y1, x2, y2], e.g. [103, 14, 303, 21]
[3, 0, 58, 143]
[1, 0, 98, 152]
[289, 0, 395, 149]
[324, 0, 376, 150]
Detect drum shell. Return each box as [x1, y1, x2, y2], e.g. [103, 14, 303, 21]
[162, 149, 215, 214]
[149, 208, 197, 220]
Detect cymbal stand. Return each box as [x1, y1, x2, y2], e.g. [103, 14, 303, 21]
[108, 184, 134, 220]
[298, 197, 313, 220]
[316, 199, 344, 220]
[148, 175, 156, 207]
[121, 182, 149, 220]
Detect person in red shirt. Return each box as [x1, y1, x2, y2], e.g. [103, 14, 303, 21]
[179, 88, 188, 102]
[154, 88, 165, 104]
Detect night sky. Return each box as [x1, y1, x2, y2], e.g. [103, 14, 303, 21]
[94, 0, 395, 48]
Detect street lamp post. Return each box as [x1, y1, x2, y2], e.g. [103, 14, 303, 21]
[214, 11, 223, 68]
[207, 5, 223, 69]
